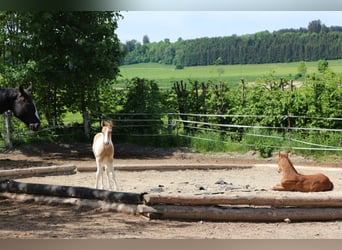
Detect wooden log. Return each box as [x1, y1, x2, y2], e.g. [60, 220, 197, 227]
[144, 192, 342, 208]
[77, 163, 253, 172]
[0, 180, 143, 204]
[0, 192, 138, 215]
[138, 204, 342, 222]
[0, 164, 76, 178]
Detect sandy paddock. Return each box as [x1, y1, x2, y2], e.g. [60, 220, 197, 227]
[1, 143, 342, 239]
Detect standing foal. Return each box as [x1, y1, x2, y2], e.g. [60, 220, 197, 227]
[92, 121, 119, 190]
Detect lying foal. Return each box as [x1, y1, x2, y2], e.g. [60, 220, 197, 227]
[272, 152, 333, 192]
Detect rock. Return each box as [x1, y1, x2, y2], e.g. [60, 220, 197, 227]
[284, 218, 291, 224]
[215, 179, 228, 185]
[149, 186, 164, 193]
[194, 184, 206, 191]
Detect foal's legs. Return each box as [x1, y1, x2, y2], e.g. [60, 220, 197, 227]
[105, 162, 119, 191]
[95, 158, 104, 189]
[111, 162, 119, 191]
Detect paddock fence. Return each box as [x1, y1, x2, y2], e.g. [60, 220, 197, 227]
[1, 112, 342, 154]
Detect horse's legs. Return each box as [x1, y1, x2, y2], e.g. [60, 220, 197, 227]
[271, 183, 286, 191]
[105, 162, 119, 191]
[111, 162, 119, 191]
[105, 164, 114, 190]
[95, 158, 103, 189]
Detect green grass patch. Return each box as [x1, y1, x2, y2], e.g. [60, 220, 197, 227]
[117, 59, 342, 89]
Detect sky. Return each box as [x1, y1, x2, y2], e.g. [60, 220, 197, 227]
[116, 11, 342, 43]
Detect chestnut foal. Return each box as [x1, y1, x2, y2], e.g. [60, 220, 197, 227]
[272, 152, 333, 192]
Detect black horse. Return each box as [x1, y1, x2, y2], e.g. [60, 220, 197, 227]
[0, 86, 40, 131]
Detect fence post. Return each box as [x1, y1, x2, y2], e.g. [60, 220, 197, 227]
[168, 114, 173, 134]
[3, 111, 13, 149]
[290, 80, 294, 91]
[240, 78, 245, 107]
[83, 111, 90, 139]
[286, 113, 292, 150]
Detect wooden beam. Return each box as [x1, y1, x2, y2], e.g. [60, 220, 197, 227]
[0, 164, 76, 178]
[144, 192, 342, 208]
[77, 164, 253, 172]
[0, 192, 139, 215]
[0, 180, 143, 204]
[138, 204, 342, 222]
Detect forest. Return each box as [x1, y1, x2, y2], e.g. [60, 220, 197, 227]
[121, 20, 342, 66]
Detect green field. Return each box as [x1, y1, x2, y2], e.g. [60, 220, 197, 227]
[118, 59, 342, 88]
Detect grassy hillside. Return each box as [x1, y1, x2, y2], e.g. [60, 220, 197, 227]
[118, 59, 342, 89]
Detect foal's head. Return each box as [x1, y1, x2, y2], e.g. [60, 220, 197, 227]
[101, 120, 113, 145]
[277, 151, 295, 173]
[12, 86, 40, 131]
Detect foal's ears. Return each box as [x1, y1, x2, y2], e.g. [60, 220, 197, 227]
[278, 151, 289, 157]
[101, 120, 113, 127]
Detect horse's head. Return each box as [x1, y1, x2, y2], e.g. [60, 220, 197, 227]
[101, 120, 113, 145]
[277, 151, 289, 173]
[12, 86, 40, 131]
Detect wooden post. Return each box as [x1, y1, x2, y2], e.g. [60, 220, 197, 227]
[280, 78, 285, 91]
[4, 111, 13, 149]
[83, 111, 90, 138]
[240, 78, 245, 107]
[290, 80, 294, 91]
[167, 114, 173, 134]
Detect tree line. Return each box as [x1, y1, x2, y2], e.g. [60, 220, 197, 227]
[121, 20, 342, 67]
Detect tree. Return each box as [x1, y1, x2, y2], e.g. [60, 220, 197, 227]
[318, 59, 329, 73]
[121, 78, 163, 135]
[0, 11, 123, 126]
[143, 35, 150, 45]
[0, 11, 34, 88]
[308, 20, 322, 33]
[297, 61, 307, 78]
[214, 57, 224, 78]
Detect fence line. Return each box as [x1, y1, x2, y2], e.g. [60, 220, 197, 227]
[172, 113, 342, 152]
[1, 112, 342, 152]
[168, 112, 342, 121]
[174, 118, 342, 133]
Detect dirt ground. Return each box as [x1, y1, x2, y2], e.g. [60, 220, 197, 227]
[1, 142, 342, 239]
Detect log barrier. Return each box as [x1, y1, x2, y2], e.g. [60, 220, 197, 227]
[143, 192, 342, 207]
[77, 163, 252, 172]
[2, 180, 342, 222]
[0, 180, 143, 204]
[0, 192, 139, 215]
[137, 204, 342, 222]
[0, 164, 76, 178]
